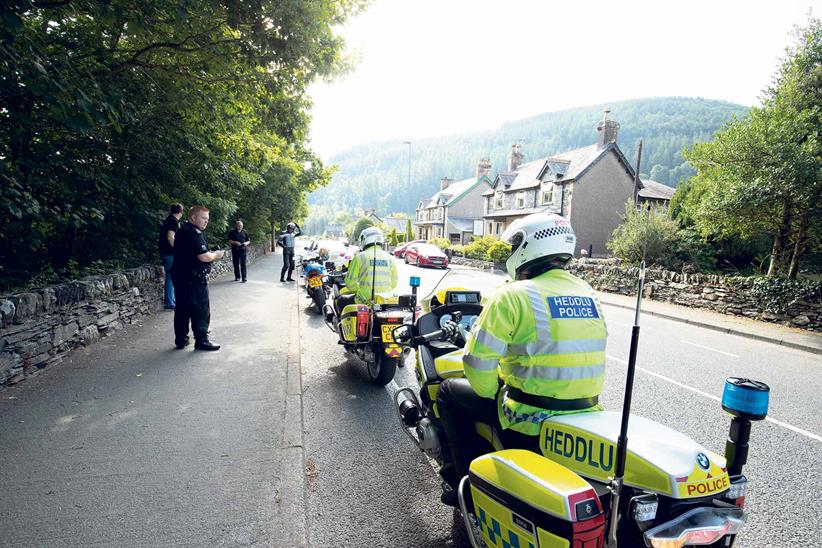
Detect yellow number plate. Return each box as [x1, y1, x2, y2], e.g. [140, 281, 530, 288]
[308, 276, 324, 288]
[381, 324, 395, 342]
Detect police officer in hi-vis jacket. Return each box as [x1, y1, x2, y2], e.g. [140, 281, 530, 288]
[436, 212, 607, 505]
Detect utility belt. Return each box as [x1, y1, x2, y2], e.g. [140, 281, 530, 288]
[191, 265, 211, 285]
[506, 386, 598, 411]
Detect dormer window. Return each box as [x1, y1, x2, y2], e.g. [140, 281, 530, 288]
[541, 183, 555, 205]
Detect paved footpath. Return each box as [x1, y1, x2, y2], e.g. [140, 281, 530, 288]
[0, 252, 306, 547]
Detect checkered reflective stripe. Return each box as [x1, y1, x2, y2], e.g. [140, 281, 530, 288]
[477, 507, 535, 548]
[533, 225, 572, 239]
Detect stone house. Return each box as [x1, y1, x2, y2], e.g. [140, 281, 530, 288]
[637, 178, 675, 207]
[482, 111, 639, 257]
[414, 159, 493, 245]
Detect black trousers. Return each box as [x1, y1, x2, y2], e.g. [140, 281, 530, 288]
[172, 279, 211, 343]
[437, 378, 538, 486]
[232, 250, 247, 280]
[281, 248, 295, 280]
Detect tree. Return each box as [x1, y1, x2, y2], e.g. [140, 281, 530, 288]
[405, 219, 414, 242]
[349, 217, 375, 243]
[608, 203, 682, 267]
[0, 0, 361, 289]
[388, 228, 399, 247]
[683, 18, 822, 279]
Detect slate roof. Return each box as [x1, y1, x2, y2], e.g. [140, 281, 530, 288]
[638, 179, 675, 201]
[421, 176, 489, 208]
[447, 216, 475, 233]
[483, 173, 516, 196]
[383, 216, 408, 232]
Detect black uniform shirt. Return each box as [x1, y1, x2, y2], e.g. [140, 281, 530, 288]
[228, 229, 250, 252]
[158, 215, 180, 256]
[172, 222, 209, 281]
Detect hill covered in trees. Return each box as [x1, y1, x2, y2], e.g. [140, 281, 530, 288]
[308, 97, 748, 216]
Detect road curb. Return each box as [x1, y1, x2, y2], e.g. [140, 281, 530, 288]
[282, 284, 308, 546]
[599, 298, 822, 356]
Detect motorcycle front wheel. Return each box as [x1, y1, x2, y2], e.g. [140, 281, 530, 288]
[367, 351, 398, 386]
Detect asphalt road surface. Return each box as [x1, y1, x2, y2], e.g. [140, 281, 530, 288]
[301, 258, 822, 547]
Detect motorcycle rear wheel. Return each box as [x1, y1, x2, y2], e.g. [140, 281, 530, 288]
[367, 352, 397, 386]
[312, 287, 326, 314]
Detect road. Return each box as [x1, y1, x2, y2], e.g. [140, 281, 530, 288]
[1, 252, 819, 547]
[301, 257, 822, 547]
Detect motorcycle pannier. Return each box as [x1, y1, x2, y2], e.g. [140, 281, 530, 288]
[340, 304, 370, 342]
[468, 450, 605, 548]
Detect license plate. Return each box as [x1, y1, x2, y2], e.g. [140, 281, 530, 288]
[308, 277, 323, 288]
[381, 324, 395, 342]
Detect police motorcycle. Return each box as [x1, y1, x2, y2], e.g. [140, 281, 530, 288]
[321, 253, 415, 387]
[391, 281, 769, 547]
[302, 258, 332, 314]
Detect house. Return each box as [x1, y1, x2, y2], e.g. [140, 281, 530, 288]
[414, 159, 493, 244]
[637, 178, 675, 207]
[382, 216, 408, 236]
[482, 111, 638, 257]
[325, 223, 344, 238]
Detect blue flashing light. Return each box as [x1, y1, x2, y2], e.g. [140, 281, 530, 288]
[409, 276, 421, 288]
[722, 377, 769, 420]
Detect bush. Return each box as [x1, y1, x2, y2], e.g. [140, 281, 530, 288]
[450, 245, 466, 257]
[428, 237, 451, 250]
[741, 276, 822, 314]
[349, 217, 375, 243]
[487, 240, 511, 263]
[388, 228, 399, 247]
[464, 235, 498, 259]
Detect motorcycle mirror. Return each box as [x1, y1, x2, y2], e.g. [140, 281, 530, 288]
[398, 294, 416, 309]
[391, 325, 413, 345]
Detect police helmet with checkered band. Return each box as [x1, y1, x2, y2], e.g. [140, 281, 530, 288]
[500, 212, 576, 279]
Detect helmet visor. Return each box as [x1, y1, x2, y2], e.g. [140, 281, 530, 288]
[501, 220, 526, 253]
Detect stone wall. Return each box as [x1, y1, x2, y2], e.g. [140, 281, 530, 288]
[449, 257, 822, 332]
[0, 244, 270, 387]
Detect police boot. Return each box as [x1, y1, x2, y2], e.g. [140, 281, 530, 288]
[194, 339, 221, 351]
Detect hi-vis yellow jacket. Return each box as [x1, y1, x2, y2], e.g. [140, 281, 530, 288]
[344, 246, 398, 303]
[463, 269, 607, 435]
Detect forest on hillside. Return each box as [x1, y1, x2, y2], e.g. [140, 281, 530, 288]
[308, 97, 748, 217]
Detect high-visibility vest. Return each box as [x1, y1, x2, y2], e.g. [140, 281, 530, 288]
[463, 269, 607, 435]
[344, 246, 398, 303]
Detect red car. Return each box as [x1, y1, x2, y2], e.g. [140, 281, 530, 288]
[393, 239, 426, 258]
[404, 243, 449, 269]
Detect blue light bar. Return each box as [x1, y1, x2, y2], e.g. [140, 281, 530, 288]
[722, 377, 769, 420]
[409, 276, 421, 288]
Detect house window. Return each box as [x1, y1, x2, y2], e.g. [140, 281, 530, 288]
[495, 223, 501, 235]
[495, 192, 503, 209]
[541, 184, 554, 205]
[487, 222, 492, 234]
[516, 192, 525, 209]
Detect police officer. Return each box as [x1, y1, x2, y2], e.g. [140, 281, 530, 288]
[336, 226, 397, 310]
[171, 205, 225, 351]
[436, 212, 607, 504]
[158, 203, 183, 309]
[277, 222, 300, 282]
[228, 220, 250, 282]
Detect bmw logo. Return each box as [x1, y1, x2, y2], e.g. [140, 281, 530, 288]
[696, 452, 710, 471]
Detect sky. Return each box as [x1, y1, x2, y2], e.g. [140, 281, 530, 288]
[308, 0, 820, 160]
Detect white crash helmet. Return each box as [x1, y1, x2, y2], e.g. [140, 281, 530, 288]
[359, 226, 385, 248]
[501, 212, 576, 279]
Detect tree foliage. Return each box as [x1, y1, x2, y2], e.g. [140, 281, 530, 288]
[682, 18, 822, 279]
[0, 0, 362, 289]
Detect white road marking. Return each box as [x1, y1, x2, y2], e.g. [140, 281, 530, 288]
[681, 340, 739, 358]
[607, 355, 822, 443]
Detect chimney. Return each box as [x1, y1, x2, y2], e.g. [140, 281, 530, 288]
[440, 176, 453, 191]
[508, 144, 524, 172]
[476, 158, 492, 179]
[597, 108, 620, 148]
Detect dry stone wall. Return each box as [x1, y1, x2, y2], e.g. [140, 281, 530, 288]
[0, 244, 270, 386]
[450, 256, 822, 332]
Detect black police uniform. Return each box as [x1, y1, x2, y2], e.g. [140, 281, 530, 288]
[171, 222, 213, 347]
[228, 228, 250, 281]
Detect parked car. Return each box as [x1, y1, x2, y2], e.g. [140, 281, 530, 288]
[404, 243, 449, 269]
[393, 239, 426, 258]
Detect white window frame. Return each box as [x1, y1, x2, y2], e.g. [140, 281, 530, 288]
[516, 191, 525, 209]
[541, 183, 554, 205]
[495, 191, 503, 209]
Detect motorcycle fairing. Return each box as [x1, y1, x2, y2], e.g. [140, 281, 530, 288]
[540, 412, 729, 499]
